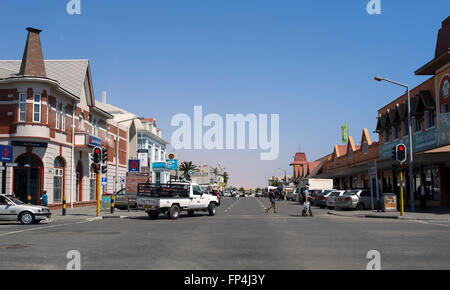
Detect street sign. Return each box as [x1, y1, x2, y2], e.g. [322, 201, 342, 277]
[188, 169, 194, 177]
[88, 135, 102, 147]
[5, 163, 17, 167]
[120, 177, 126, 184]
[166, 159, 178, 170]
[129, 160, 140, 172]
[0, 145, 13, 163]
[152, 162, 167, 169]
[101, 177, 108, 186]
[168, 153, 176, 160]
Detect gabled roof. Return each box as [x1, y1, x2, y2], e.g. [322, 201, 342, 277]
[0, 59, 89, 98]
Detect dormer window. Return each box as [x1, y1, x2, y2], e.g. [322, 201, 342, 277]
[348, 147, 353, 159]
[363, 142, 368, 154]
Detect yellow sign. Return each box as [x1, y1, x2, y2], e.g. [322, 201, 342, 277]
[168, 153, 176, 160]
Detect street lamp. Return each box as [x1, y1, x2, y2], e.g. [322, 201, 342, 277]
[115, 116, 144, 192]
[374, 76, 415, 211]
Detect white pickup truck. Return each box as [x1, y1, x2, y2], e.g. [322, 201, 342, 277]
[136, 182, 220, 220]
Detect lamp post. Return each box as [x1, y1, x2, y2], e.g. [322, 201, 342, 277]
[374, 76, 415, 211]
[115, 116, 143, 193]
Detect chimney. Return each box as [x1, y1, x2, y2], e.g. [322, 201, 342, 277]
[19, 27, 46, 77]
[101, 91, 107, 104]
[435, 16, 450, 58]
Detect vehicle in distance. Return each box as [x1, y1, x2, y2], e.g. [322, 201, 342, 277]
[335, 189, 372, 210]
[0, 194, 52, 225]
[326, 190, 345, 209]
[313, 190, 334, 208]
[136, 182, 220, 220]
[114, 189, 138, 210]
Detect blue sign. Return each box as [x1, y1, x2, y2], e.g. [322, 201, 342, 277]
[166, 159, 178, 170]
[129, 160, 140, 172]
[101, 177, 108, 185]
[152, 162, 167, 169]
[0, 145, 13, 163]
[88, 135, 102, 147]
[120, 177, 126, 184]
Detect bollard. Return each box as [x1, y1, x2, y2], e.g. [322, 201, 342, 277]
[110, 194, 115, 214]
[27, 194, 31, 205]
[62, 195, 67, 216]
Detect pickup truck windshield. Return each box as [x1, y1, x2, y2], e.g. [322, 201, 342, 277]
[137, 183, 190, 198]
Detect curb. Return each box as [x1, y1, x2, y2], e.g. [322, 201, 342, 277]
[328, 211, 450, 221]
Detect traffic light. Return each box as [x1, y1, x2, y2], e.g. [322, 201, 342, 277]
[396, 143, 407, 163]
[91, 163, 100, 174]
[102, 165, 107, 174]
[92, 147, 101, 164]
[392, 146, 397, 160]
[102, 147, 108, 164]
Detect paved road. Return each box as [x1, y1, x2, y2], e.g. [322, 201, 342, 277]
[1, 197, 450, 270]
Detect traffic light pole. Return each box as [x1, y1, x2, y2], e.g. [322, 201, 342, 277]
[400, 169, 404, 217]
[97, 171, 101, 217]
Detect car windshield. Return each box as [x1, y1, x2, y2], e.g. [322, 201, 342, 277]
[344, 190, 358, 195]
[8, 197, 24, 205]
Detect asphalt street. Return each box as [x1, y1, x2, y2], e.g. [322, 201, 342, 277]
[1, 197, 450, 270]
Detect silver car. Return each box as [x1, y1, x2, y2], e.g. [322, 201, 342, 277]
[0, 194, 52, 224]
[326, 190, 345, 209]
[335, 189, 372, 210]
[286, 189, 298, 201]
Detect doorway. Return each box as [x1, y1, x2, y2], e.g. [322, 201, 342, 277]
[13, 154, 42, 205]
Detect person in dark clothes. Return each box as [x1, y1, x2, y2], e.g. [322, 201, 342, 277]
[265, 190, 278, 213]
[418, 182, 429, 209]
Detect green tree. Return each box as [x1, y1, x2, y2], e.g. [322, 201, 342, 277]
[179, 161, 198, 181]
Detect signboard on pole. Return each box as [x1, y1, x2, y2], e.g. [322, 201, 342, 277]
[101, 177, 108, 186]
[128, 160, 140, 172]
[137, 152, 148, 168]
[166, 159, 178, 170]
[0, 145, 13, 163]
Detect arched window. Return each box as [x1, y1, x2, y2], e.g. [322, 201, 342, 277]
[54, 157, 65, 203]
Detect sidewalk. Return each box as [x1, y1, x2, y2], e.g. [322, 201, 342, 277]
[50, 206, 145, 221]
[327, 208, 450, 221]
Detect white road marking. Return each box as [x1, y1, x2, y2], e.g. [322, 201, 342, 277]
[224, 198, 241, 213]
[255, 198, 267, 210]
[0, 220, 94, 238]
[412, 220, 450, 228]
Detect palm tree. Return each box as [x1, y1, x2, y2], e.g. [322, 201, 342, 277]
[223, 171, 229, 185]
[179, 161, 197, 181]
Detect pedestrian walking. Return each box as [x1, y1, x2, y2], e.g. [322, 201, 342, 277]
[265, 190, 278, 213]
[302, 184, 313, 217]
[40, 190, 48, 207]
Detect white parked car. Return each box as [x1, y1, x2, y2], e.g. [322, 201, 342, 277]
[137, 182, 220, 219]
[0, 194, 52, 224]
[326, 190, 345, 209]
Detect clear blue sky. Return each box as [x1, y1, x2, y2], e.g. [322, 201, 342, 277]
[1, 0, 449, 188]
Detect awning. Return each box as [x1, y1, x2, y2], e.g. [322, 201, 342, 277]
[423, 145, 450, 154]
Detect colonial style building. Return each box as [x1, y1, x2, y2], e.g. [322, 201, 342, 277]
[0, 27, 128, 208]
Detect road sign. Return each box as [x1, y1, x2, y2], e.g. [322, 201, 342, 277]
[168, 153, 176, 160]
[166, 159, 178, 170]
[129, 160, 140, 172]
[188, 169, 194, 177]
[120, 177, 126, 184]
[0, 145, 13, 163]
[101, 177, 108, 186]
[5, 163, 18, 167]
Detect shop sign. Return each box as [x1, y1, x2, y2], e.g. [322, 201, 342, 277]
[166, 159, 178, 170]
[11, 141, 48, 148]
[439, 112, 450, 145]
[137, 152, 148, 168]
[379, 128, 437, 159]
[0, 145, 13, 163]
[152, 162, 167, 169]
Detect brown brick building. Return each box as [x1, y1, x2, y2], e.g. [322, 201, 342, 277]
[0, 28, 128, 208]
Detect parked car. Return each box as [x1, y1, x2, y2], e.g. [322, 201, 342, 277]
[335, 189, 372, 210]
[255, 191, 263, 197]
[0, 194, 52, 224]
[326, 190, 346, 209]
[114, 189, 138, 210]
[286, 188, 298, 202]
[313, 190, 334, 208]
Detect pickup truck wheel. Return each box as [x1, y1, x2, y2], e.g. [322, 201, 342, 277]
[187, 211, 194, 217]
[168, 205, 181, 220]
[208, 203, 216, 216]
[19, 212, 35, 225]
[148, 211, 159, 219]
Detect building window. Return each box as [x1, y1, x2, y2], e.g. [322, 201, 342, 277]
[425, 111, 435, 129]
[348, 147, 353, 159]
[383, 129, 390, 143]
[392, 126, 399, 140]
[56, 103, 61, 130]
[61, 105, 66, 131]
[79, 115, 84, 131]
[89, 173, 96, 201]
[413, 116, 422, 133]
[363, 142, 368, 154]
[53, 157, 65, 203]
[19, 93, 27, 122]
[402, 121, 409, 137]
[33, 94, 41, 122]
